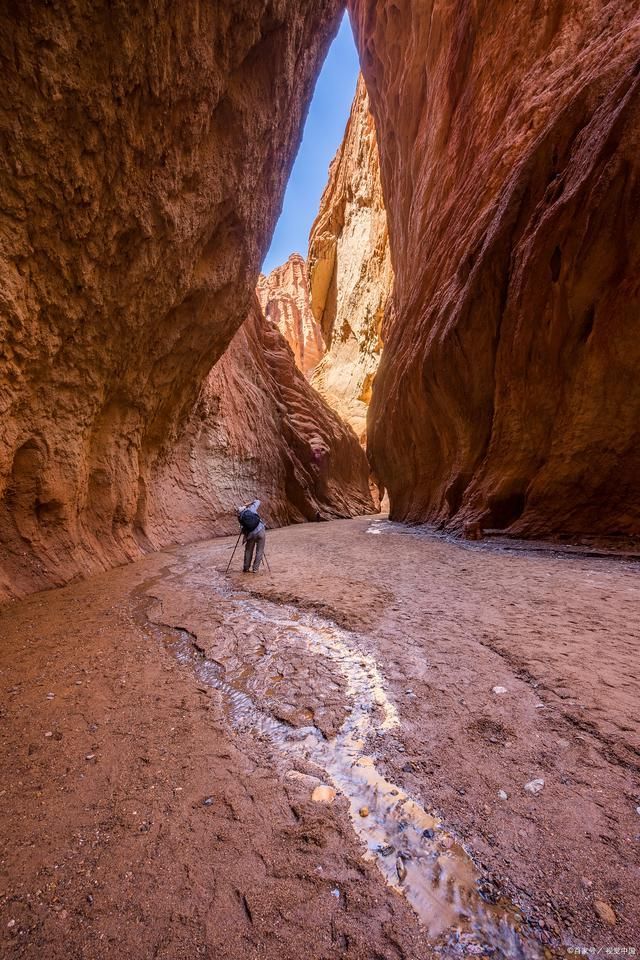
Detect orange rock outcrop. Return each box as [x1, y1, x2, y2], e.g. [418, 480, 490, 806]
[0, 1, 352, 600]
[308, 75, 393, 444]
[257, 254, 325, 376]
[350, 1, 640, 538]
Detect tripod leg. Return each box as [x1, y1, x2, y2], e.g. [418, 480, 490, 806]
[263, 552, 271, 574]
[225, 533, 242, 574]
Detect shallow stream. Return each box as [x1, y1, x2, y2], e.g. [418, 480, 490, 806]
[148, 571, 540, 959]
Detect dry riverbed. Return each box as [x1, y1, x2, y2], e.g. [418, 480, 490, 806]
[1, 517, 638, 959]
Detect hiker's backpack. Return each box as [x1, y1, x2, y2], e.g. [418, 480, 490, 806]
[239, 508, 261, 533]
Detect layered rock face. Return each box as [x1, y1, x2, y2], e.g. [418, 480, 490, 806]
[257, 254, 325, 376]
[350, 1, 640, 537]
[0, 0, 345, 599]
[308, 75, 393, 445]
[147, 299, 373, 543]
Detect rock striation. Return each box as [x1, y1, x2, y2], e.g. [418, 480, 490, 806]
[0, 0, 347, 600]
[147, 298, 374, 545]
[308, 74, 393, 445]
[257, 254, 325, 376]
[350, 0, 640, 538]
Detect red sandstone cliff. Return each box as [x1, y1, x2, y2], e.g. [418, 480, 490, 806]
[0, 1, 345, 599]
[257, 254, 325, 376]
[147, 299, 373, 543]
[349, 1, 640, 538]
[308, 75, 393, 445]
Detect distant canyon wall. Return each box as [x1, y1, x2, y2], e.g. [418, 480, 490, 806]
[350, 0, 640, 537]
[308, 74, 393, 445]
[147, 299, 374, 546]
[0, 0, 352, 600]
[257, 254, 325, 376]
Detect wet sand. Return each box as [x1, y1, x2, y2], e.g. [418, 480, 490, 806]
[1, 516, 638, 958]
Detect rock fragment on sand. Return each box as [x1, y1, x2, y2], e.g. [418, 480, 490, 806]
[311, 785, 336, 804]
[497, 789, 508, 800]
[492, 685, 508, 695]
[524, 778, 545, 795]
[593, 900, 616, 925]
[359, 805, 369, 817]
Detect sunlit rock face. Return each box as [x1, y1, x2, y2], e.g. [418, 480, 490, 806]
[349, 1, 640, 538]
[0, 0, 344, 599]
[147, 299, 374, 543]
[308, 74, 393, 445]
[257, 254, 325, 376]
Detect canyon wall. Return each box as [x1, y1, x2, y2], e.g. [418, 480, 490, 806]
[349, 1, 640, 538]
[147, 298, 373, 544]
[308, 74, 393, 444]
[257, 254, 325, 376]
[0, 0, 345, 599]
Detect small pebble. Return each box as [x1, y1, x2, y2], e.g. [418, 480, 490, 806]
[497, 789, 508, 801]
[396, 857, 407, 882]
[524, 778, 545, 795]
[422, 828, 435, 840]
[330, 887, 340, 899]
[202, 796, 214, 806]
[311, 785, 336, 804]
[492, 686, 508, 695]
[44, 731, 53, 738]
[593, 900, 616, 926]
[46, 693, 54, 700]
[359, 806, 369, 818]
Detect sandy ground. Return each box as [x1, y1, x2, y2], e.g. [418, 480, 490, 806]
[0, 516, 638, 959]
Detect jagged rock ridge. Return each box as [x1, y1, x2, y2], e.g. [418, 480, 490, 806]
[257, 254, 325, 376]
[308, 74, 393, 445]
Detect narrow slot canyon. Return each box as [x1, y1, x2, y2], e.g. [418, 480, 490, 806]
[1, 3, 639, 959]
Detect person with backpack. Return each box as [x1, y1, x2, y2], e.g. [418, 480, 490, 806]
[238, 499, 266, 573]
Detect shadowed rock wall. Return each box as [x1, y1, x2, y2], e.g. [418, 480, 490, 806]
[0, 0, 344, 599]
[349, 0, 640, 538]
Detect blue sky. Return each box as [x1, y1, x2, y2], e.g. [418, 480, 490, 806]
[262, 13, 360, 274]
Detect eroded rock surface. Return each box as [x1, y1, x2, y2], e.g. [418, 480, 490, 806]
[350, 1, 640, 538]
[257, 254, 325, 376]
[308, 74, 393, 444]
[147, 299, 374, 544]
[0, 0, 344, 599]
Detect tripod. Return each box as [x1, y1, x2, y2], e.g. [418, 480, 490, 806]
[225, 534, 272, 575]
[225, 532, 243, 574]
